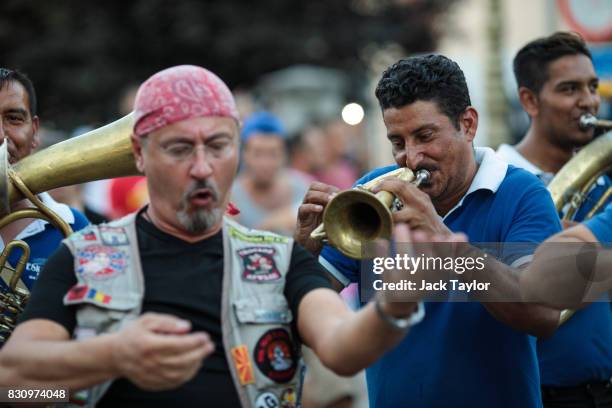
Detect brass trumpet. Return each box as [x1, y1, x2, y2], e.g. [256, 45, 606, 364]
[579, 114, 612, 130]
[310, 168, 430, 259]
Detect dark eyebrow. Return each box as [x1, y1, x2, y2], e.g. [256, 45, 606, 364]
[412, 124, 439, 134]
[554, 78, 599, 90]
[3, 108, 28, 117]
[162, 132, 234, 145]
[206, 132, 233, 142]
[555, 80, 579, 89]
[386, 133, 402, 141]
[386, 123, 439, 141]
[161, 136, 193, 145]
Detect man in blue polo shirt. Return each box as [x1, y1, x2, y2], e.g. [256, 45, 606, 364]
[295, 55, 562, 408]
[497, 32, 612, 407]
[0, 68, 89, 293]
[522, 202, 611, 310]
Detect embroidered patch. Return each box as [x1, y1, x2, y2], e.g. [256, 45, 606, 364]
[253, 309, 290, 324]
[69, 390, 89, 405]
[70, 229, 97, 241]
[231, 345, 255, 386]
[255, 392, 279, 408]
[83, 230, 97, 240]
[65, 284, 112, 305]
[230, 226, 289, 244]
[238, 247, 281, 283]
[280, 388, 297, 408]
[86, 287, 112, 304]
[76, 245, 127, 280]
[99, 226, 129, 246]
[253, 329, 297, 383]
[66, 284, 90, 302]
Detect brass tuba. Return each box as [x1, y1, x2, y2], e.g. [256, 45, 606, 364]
[548, 117, 612, 222]
[547, 115, 612, 324]
[0, 114, 138, 343]
[310, 168, 430, 259]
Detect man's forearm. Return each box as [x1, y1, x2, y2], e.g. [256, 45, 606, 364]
[309, 298, 417, 376]
[0, 333, 118, 390]
[523, 237, 612, 309]
[456, 245, 560, 337]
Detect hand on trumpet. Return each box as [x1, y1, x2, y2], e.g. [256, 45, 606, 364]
[372, 177, 452, 236]
[294, 181, 340, 256]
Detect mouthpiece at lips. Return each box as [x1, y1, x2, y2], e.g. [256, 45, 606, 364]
[579, 114, 597, 131]
[392, 169, 431, 211]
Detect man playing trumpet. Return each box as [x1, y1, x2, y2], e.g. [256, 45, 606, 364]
[296, 54, 563, 408]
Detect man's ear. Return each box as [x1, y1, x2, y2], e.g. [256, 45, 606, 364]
[131, 134, 146, 173]
[460, 107, 478, 143]
[31, 116, 40, 149]
[518, 87, 539, 117]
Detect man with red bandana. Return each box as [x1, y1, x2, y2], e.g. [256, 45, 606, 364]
[0, 65, 423, 407]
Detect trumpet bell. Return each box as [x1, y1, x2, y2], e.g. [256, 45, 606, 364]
[323, 188, 393, 259]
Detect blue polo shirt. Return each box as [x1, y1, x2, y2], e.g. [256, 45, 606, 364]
[585, 203, 612, 243]
[536, 202, 612, 387]
[497, 144, 612, 387]
[0, 194, 89, 291]
[320, 148, 562, 408]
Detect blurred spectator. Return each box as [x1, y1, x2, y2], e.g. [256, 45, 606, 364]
[231, 112, 308, 235]
[296, 123, 359, 190]
[109, 176, 149, 219]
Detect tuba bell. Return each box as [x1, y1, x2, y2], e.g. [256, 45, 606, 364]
[0, 114, 139, 344]
[547, 114, 612, 324]
[310, 168, 430, 259]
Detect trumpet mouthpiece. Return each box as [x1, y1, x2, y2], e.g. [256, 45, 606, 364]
[415, 169, 431, 186]
[579, 114, 596, 130]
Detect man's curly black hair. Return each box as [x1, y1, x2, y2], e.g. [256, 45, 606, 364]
[375, 54, 471, 130]
[513, 31, 591, 95]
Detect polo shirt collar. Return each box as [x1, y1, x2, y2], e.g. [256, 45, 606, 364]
[443, 147, 508, 220]
[496, 144, 555, 184]
[14, 192, 75, 240]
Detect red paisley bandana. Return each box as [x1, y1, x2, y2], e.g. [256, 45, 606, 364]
[133, 65, 239, 138]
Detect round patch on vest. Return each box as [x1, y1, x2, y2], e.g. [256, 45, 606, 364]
[255, 392, 279, 408]
[238, 247, 281, 283]
[76, 245, 127, 280]
[253, 329, 297, 383]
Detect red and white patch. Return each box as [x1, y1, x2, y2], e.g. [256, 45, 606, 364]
[238, 247, 281, 283]
[76, 245, 127, 280]
[253, 329, 297, 383]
